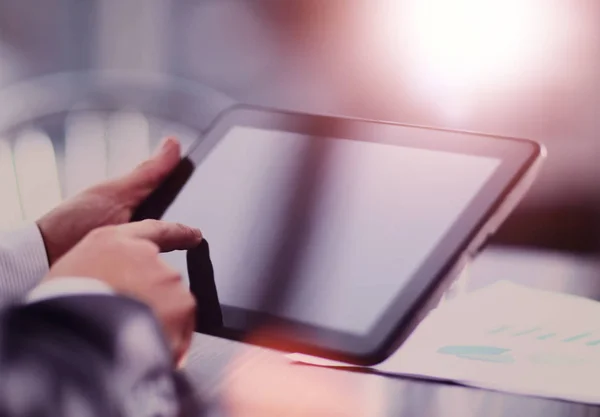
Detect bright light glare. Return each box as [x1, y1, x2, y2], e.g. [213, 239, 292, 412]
[376, 0, 549, 117]
[409, 0, 539, 82]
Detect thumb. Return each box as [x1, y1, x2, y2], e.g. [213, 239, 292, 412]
[116, 137, 182, 205]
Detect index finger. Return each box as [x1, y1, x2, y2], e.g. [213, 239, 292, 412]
[118, 219, 203, 252]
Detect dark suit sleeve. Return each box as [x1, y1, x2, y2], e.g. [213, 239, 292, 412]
[0, 295, 181, 417]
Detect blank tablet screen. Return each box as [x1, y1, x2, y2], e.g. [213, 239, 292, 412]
[160, 126, 500, 335]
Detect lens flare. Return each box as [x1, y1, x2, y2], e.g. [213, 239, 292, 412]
[373, 0, 553, 119]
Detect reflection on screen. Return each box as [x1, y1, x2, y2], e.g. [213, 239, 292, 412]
[161, 127, 500, 335]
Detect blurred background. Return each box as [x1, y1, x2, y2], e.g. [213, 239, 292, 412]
[1, 0, 600, 254]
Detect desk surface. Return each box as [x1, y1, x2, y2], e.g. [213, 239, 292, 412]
[183, 247, 600, 416]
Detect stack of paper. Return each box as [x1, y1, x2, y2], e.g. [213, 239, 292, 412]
[290, 281, 600, 404]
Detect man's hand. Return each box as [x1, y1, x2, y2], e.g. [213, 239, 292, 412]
[45, 219, 202, 365]
[37, 137, 182, 265]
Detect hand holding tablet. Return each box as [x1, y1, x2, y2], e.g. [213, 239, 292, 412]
[133, 105, 545, 365]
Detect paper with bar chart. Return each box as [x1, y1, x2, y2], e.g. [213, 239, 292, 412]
[289, 280, 600, 403]
[384, 281, 600, 404]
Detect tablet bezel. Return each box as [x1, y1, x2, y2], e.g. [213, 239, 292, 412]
[134, 104, 544, 365]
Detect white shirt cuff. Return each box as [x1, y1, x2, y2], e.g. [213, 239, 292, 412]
[0, 224, 49, 305]
[27, 277, 113, 303]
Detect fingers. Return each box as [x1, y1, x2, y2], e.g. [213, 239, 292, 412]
[118, 219, 203, 252]
[115, 137, 182, 204]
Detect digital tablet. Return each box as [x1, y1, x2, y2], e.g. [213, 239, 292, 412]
[133, 105, 545, 365]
